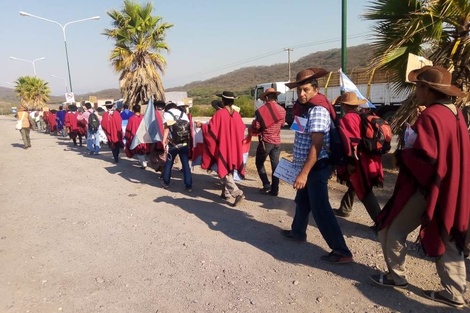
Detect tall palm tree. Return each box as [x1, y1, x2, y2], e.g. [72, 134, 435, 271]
[363, 0, 470, 131]
[14, 76, 51, 109]
[103, 0, 174, 106]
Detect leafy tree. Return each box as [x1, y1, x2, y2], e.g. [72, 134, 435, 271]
[363, 0, 470, 130]
[14, 76, 51, 109]
[103, 0, 173, 107]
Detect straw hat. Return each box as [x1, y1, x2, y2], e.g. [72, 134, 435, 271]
[333, 92, 367, 106]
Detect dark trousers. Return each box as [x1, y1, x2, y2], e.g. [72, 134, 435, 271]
[339, 185, 381, 223]
[255, 141, 281, 193]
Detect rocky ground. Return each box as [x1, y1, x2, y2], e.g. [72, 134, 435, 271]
[0, 115, 469, 313]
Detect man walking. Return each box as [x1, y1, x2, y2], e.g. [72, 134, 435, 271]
[101, 101, 123, 163]
[370, 66, 470, 309]
[251, 88, 286, 196]
[196, 91, 246, 207]
[281, 68, 353, 264]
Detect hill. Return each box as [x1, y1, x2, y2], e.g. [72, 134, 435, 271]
[0, 44, 373, 107]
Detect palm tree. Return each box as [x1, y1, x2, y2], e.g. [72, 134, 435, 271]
[14, 76, 51, 109]
[103, 0, 174, 107]
[363, 0, 470, 132]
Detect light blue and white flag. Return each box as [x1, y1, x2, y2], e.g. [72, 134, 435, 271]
[339, 69, 375, 108]
[130, 98, 163, 149]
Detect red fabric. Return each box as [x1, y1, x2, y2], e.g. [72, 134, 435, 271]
[378, 104, 470, 257]
[252, 101, 286, 145]
[125, 114, 148, 156]
[201, 108, 246, 178]
[338, 111, 384, 199]
[65, 112, 86, 135]
[43, 111, 51, 126]
[47, 112, 57, 132]
[101, 110, 123, 147]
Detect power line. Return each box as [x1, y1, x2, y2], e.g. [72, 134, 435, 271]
[166, 33, 368, 86]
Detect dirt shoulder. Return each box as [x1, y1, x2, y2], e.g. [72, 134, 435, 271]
[0, 115, 468, 313]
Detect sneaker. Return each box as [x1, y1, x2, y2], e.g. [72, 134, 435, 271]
[161, 182, 169, 189]
[333, 209, 351, 218]
[268, 191, 278, 196]
[280, 230, 306, 243]
[259, 186, 271, 194]
[185, 187, 192, 193]
[422, 290, 465, 309]
[320, 251, 353, 264]
[232, 194, 244, 207]
[220, 191, 229, 200]
[370, 273, 408, 289]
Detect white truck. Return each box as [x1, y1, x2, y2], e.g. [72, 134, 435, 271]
[252, 75, 411, 124]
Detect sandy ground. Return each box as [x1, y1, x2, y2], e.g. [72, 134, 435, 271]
[1, 114, 469, 313]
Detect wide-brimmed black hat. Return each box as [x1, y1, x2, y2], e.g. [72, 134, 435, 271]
[216, 91, 238, 100]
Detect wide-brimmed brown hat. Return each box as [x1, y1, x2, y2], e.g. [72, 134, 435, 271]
[216, 91, 238, 100]
[285, 67, 328, 89]
[408, 66, 464, 97]
[333, 91, 367, 106]
[259, 88, 281, 101]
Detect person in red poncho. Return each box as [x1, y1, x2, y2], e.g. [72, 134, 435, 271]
[101, 101, 123, 163]
[332, 92, 382, 229]
[65, 104, 86, 146]
[124, 104, 148, 169]
[370, 66, 470, 309]
[195, 91, 246, 207]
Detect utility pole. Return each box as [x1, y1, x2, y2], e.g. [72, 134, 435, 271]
[341, 0, 347, 74]
[284, 48, 293, 81]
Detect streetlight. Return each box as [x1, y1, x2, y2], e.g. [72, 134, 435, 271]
[9, 56, 45, 76]
[19, 11, 100, 93]
[51, 74, 69, 93]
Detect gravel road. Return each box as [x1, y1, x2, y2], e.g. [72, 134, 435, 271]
[0, 115, 468, 313]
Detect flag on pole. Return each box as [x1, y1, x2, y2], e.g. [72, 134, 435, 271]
[339, 69, 375, 108]
[130, 99, 163, 149]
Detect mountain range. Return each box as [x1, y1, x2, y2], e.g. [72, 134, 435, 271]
[0, 43, 373, 106]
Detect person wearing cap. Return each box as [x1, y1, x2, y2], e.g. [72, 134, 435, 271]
[65, 104, 86, 147]
[161, 101, 193, 192]
[195, 91, 246, 207]
[280, 68, 353, 264]
[250, 88, 286, 196]
[101, 101, 123, 163]
[332, 92, 383, 229]
[370, 66, 469, 308]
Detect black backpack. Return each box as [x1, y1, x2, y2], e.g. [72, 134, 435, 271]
[307, 107, 347, 167]
[168, 111, 190, 145]
[88, 111, 100, 134]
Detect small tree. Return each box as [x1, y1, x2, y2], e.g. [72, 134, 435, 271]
[14, 76, 51, 109]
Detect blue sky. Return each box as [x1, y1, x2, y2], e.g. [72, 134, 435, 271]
[0, 0, 374, 96]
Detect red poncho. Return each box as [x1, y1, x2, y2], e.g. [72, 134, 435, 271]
[101, 110, 123, 147]
[65, 112, 86, 135]
[201, 108, 246, 178]
[124, 114, 149, 156]
[378, 103, 470, 256]
[338, 111, 384, 199]
[47, 112, 57, 132]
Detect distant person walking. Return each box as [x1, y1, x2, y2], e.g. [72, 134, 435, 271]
[124, 104, 148, 169]
[16, 105, 32, 149]
[250, 88, 286, 196]
[196, 91, 246, 207]
[101, 101, 123, 163]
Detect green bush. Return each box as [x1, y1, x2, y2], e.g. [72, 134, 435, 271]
[190, 105, 215, 117]
[236, 95, 254, 118]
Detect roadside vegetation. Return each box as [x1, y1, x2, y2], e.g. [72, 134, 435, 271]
[13, 76, 51, 109]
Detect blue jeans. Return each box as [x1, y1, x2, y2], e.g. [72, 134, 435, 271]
[163, 144, 192, 189]
[291, 159, 352, 257]
[87, 130, 101, 154]
[255, 141, 281, 193]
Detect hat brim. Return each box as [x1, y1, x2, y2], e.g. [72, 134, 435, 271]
[285, 68, 329, 89]
[333, 95, 367, 106]
[409, 67, 465, 97]
[259, 91, 281, 101]
[216, 94, 238, 100]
